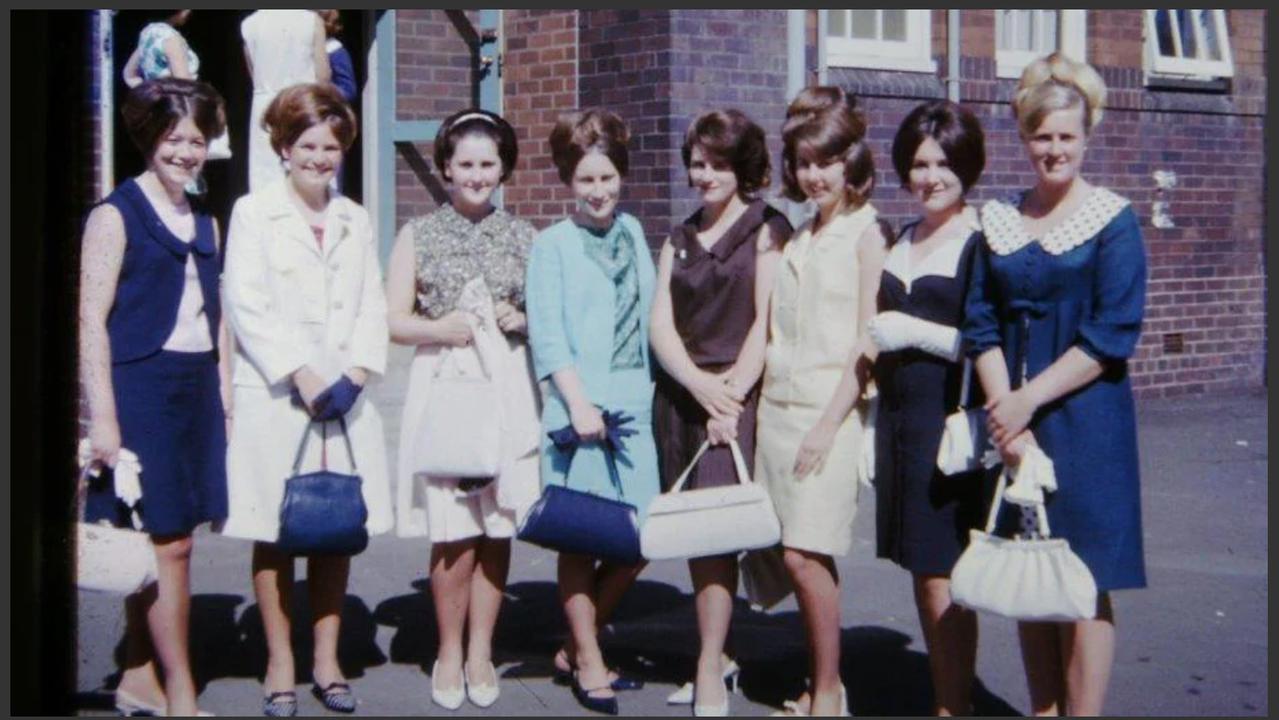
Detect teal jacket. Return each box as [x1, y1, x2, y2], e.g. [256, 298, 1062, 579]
[525, 213, 656, 425]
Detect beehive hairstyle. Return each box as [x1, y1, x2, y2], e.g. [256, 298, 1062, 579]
[780, 86, 875, 205]
[1013, 52, 1107, 137]
[681, 108, 772, 198]
[262, 82, 358, 157]
[548, 109, 631, 185]
[121, 77, 226, 159]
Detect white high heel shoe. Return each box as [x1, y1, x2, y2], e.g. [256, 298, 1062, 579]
[770, 684, 848, 716]
[430, 660, 465, 711]
[667, 659, 741, 705]
[464, 661, 500, 708]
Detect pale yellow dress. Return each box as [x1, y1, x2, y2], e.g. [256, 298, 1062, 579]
[756, 203, 878, 557]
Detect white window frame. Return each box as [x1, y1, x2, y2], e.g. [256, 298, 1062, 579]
[825, 9, 936, 73]
[1144, 9, 1234, 79]
[995, 10, 1087, 79]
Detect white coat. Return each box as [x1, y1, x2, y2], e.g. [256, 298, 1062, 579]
[219, 179, 393, 543]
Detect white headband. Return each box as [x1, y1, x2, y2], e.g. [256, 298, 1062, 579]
[451, 112, 499, 127]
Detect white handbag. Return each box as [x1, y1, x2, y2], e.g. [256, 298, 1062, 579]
[950, 468, 1098, 622]
[206, 128, 233, 160]
[76, 467, 158, 595]
[936, 358, 992, 475]
[641, 439, 782, 561]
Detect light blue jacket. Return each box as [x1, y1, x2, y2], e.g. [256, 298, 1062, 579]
[525, 213, 656, 426]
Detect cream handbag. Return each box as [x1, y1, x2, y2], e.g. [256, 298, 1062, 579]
[936, 358, 992, 475]
[950, 468, 1098, 622]
[414, 279, 504, 478]
[76, 467, 158, 595]
[641, 439, 782, 561]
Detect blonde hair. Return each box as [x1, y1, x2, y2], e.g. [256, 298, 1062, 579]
[1013, 52, 1107, 137]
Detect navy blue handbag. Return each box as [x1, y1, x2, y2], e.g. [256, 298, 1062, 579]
[276, 417, 369, 556]
[517, 414, 642, 565]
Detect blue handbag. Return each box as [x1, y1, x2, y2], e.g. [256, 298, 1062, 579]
[276, 417, 370, 556]
[517, 413, 642, 565]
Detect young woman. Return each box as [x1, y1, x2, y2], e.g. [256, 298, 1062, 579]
[525, 109, 659, 716]
[757, 86, 890, 717]
[387, 108, 541, 711]
[870, 99, 987, 716]
[79, 77, 229, 717]
[963, 52, 1148, 717]
[220, 82, 391, 717]
[122, 10, 198, 88]
[649, 109, 791, 716]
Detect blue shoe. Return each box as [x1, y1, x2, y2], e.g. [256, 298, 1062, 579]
[311, 682, 356, 713]
[262, 690, 297, 717]
[570, 675, 618, 716]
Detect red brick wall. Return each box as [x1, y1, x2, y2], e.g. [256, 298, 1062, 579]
[503, 9, 578, 229]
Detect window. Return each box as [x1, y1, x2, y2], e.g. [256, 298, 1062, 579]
[825, 9, 935, 73]
[996, 10, 1087, 79]
[1144, 9, 1234, 78]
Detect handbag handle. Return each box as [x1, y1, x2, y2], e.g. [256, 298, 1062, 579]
[983, 469, 1052, 537]
[561, 436, 625, 499]
[668, 439, 752, 493]
[292, 416, 359, 475]
[957, 357, 973, 411]
[434, 316, 495, 382]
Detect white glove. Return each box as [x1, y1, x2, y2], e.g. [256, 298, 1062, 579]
[1003, 444, 1057, 507]
[856, 394, 877, 490]
[867, 311, 961, 362]
[78, 438, 145, 528]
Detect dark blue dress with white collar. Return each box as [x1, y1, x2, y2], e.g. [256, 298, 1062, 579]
[963, 187, 1148, 592]
[873, 222, 986, 575]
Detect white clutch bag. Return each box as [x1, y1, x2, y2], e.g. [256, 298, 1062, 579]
[950, 468, 1098, 622]
[641, 439, 782, 561]
[937, 358, 991, 475]
[76, 466, 158, 595]
[414, 279, 504, 478]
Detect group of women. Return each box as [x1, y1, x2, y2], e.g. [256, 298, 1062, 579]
[79, 49, 1146, 717]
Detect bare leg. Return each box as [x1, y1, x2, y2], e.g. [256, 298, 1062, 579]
[913, 574, 977, 716]
[116, 584, 166, 708]
[252, 542, 296, 696]
[429, 538, 478, 690]
[465, 537, 511, 684]
[1018, 621, 1065, 715]
[784, 547, 843, 716]
[558, 553, 614, 700]
[308, 554, 351, 687]
[1062, 594, 1115, 716]
[690, 555, 737, 709]
[145, 534, 198, 716]
[557, 561, 646, 672]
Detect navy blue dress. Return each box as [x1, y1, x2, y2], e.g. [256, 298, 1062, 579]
[874, 224, 986, 576]
[963, 187, 1147, 592]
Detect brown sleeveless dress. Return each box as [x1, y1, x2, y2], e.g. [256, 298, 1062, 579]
[654, 200, 791, 492]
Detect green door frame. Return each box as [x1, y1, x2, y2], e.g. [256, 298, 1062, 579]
[373, 9, 501, 261]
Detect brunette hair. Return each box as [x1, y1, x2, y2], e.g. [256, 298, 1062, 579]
[433, 108, 520, 183]
[1013, 52, 1107, 137]
[317, 9, 342, 37]
[121, 77, 226, 158]
[262, 82, 358, 157]
[780, 86, 875, 205]
[548, 109, 631, 185]
[891, 100, 986, 192]
[681, 109, 771, 198]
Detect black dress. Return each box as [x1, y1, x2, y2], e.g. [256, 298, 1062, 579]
[873, 223, 987, 576]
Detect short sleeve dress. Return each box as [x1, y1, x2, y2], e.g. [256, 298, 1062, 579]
[654, 200, 791, 492]
[136, 22, 200, 80]
[873, 217, 986, 576]
[962, 187, 1148, 592]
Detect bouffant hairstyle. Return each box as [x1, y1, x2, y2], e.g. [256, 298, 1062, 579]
[548, 109, 631, 185]
[1013, 52, 1107, 137]
[121, 77, 226, 159]
[262, 82, 358, 157]
[891, 100, 986, 192]
[433, 108, 520, 184]
[317, 9, 342, 37]
[780, 86, 875, 205]
[681, 109, 772, 198]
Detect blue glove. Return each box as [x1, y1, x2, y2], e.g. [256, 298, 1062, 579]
[311, 376, 363, 422]
[547, 408, 637, 453]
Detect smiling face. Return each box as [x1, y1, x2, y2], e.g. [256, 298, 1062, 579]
[283, 121, 344, 195]
[148, 115, 207, 189]
[570, 149, 622, 227]
[446, 133, 503, 215]
[908, 135, 965, 216]
[688, 144, 740, 208]
[794, 150, 849, 214]
[1023, 104, 1088, 190]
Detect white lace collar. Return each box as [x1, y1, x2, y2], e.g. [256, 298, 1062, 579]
[884, 209, 980, 292]
[980, 187, 1130, 256]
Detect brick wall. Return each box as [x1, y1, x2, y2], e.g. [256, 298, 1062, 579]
[502, 9, 578, 229]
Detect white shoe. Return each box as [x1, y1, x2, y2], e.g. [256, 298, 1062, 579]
[693, 686, 731, 717]
[769, 685, 847, 717]
[667, 659, 741, 704]
[430, 660, 465, 711]
[114, 689, 165, 716]
[464, 662, 501, 708]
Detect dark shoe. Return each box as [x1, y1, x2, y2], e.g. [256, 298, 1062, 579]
[262, 690, 298, 717]
[570, 675, 619, 716]
[552, 650, 643, 691]
[312, 682, 357, 714]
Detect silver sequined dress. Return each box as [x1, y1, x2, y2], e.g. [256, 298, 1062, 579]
[410, 204, 537, 317]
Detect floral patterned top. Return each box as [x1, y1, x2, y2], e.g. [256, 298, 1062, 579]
[411, 204, 537, 319]
[137, 22, 200, 80]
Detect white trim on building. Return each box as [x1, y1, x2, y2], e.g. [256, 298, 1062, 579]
[825, 9, 936, 73]
[995, 9, 1087, 79]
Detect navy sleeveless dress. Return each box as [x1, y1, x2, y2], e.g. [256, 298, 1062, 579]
[83, 178, 228, 537]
